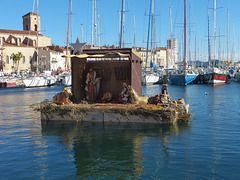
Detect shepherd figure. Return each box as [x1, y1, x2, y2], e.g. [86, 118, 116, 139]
[85, 68, 101, 101]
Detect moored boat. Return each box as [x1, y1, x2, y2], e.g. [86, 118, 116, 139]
[57, 71, 72, 86]
[234, 68, 240, 82]
[203, 67, 228, 84]
[142, 71, 160, 86]
[170, 0, 198, 86]
[23, 76, 48, 88]
[0, 77, 18, 88]
[46, 76, 57, 86]
[170, 70, 198, 85]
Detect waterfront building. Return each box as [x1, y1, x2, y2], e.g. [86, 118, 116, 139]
[0, 12, 51, 74]
[167, 38, 178, 68]
[135, 46, 171, 69]
[38, 45, 69, 72]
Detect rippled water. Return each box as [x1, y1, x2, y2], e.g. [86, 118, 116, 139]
[0, 82, 240, 179]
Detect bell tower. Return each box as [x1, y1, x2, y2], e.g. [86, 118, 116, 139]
[22, 12, 41, 33]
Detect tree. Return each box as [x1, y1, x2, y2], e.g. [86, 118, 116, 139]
[10, 52, 23, 72]
[0, 60, 5, 72]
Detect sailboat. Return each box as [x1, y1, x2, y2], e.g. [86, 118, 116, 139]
[23, 0, 51, 88]
[203, 0, 228, 84]
[234, 68, 240, 82]
[170, 0, 198, 85]
[59, 0, 73, 87]
[142, 0, 162, 86]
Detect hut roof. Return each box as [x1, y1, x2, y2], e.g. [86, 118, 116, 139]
[63, 52, 130, 59]
[63, 48, 142, 60]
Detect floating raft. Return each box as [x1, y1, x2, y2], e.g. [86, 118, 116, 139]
[33, 101, 192, 124]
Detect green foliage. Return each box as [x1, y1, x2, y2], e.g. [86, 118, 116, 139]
[10, 52, 23, 71]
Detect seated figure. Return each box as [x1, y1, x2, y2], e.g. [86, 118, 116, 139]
[118, 83, 128, 104]
[53, 88, 72, 105]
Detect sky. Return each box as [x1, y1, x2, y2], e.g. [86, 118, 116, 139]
[1, 0, 240, 61]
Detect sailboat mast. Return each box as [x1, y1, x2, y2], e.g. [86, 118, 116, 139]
[133, 14, 136, 48]
[36, 0, 39, 73]
[188, 1, 191, 66]
[195, 35, 196, 68]
[66, 0, 71, 71]
[169, 6, 173, 69]
[201, 39, 203, 67]
[81, 24, 84, 43]
[218, 29, 221, 67]
[98, 13, 100, 46]
[213, 0, 216, 67]
[232, 24, 235, 62]
[184, 0, 187, 70]
[145, 0, 152, 71]
[119, 0, 125, 48]
[208, 10, 211, 69]
[151, 0, 154, 64]
[91, 0, 94, 47]
[227, 8, 229, 61]
[122, 0, 125, 47]
[94, 0, 97, 47]
[71, 0, 73, 45]
[118, 11, 120, 45]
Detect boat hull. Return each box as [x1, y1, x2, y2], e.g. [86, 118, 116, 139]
[0, 81, 17, 87]
[142, 73, 160, 86]
[203, 73, 228, 84]
[23, 77, 48, 88]
[234, 72, 240, 82]
[170, 73, 198, 85]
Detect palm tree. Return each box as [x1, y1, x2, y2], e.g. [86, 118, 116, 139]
[0, 60, 5, 72]
[10, 52, 23, 72]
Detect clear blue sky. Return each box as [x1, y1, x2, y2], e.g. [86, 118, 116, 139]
[1, 0, 240, 61]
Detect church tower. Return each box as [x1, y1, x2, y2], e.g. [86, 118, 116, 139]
[22, 12, 41, 33]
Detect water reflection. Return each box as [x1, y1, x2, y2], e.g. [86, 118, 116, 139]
[41, 121, 191, 179]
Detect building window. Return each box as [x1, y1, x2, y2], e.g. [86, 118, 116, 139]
[6, 55, 9, 64]
[35, 24, 37, 31]
[51, 58, 57, 63]
[26, 25, 28, 30]
[23, 56, 25, 64]
[29, 56, 32, 63]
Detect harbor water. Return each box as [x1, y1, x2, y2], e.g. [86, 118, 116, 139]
[0, 82, 240, 179]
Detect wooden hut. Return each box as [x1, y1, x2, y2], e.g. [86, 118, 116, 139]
[70, 48, 142, 103]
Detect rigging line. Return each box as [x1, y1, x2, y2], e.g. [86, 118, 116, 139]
[173, 0, 181, 31]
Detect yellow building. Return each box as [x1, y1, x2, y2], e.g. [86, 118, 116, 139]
[135, 47, 170, 69]
[0, 12, 51, 74]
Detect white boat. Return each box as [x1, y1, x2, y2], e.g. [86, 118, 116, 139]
[58, 71, 72, 86]
[23, 76, 48, 88]
[142, 0, 162, 86]
[46, 76, 57, 86]
[142, 68, 163, 85]
[63, 73, 71, 86]
[234, 68, 240, 82]
[0, 77, 18, 88]
[142, 71, 159, 86]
